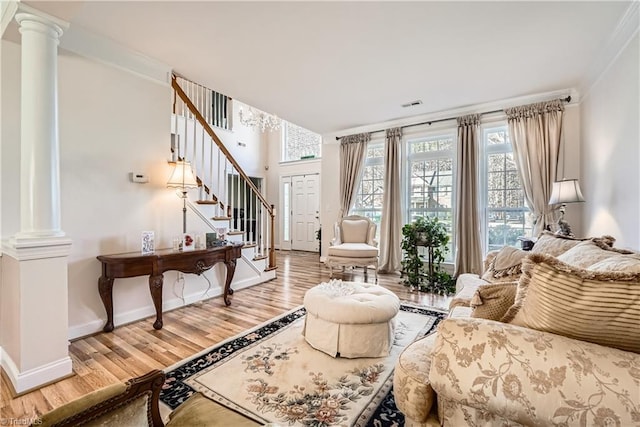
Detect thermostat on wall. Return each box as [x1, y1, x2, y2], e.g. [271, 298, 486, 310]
[129, 172, 149, 183]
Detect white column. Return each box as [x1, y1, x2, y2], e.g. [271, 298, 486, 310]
[0, 10, 72, 394]
[15, 12, 64, 238]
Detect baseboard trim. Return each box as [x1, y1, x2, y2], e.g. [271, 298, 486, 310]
[68, 274, 275, 340]
[1, 348, 73, 395]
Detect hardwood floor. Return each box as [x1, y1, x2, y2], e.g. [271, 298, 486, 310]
[0, 251, 451, 421]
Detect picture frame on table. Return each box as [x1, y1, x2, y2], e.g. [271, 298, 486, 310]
[141, 231, 155, 255]
[182, 233, 195, 251]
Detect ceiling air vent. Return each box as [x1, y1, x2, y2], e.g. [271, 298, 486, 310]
[401, 100, 423, 108]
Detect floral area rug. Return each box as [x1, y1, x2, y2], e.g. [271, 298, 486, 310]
[160, 304, 446, 426]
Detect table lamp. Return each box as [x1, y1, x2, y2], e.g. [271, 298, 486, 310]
[167, 160, 198, 233]
[548, 179, 585, 236]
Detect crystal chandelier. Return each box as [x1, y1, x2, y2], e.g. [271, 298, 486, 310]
[238, 106, 282, 132]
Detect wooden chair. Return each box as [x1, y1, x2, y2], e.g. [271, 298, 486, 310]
[31, 370, 258, 426]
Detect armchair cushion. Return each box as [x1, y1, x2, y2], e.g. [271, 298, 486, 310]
[326, 243, 378, 258]
[340, 219, 371, 243]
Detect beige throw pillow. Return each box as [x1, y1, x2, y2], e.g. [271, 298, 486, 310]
[530, 231, 615, 257]
[470, 283, 517, 321]
[557, 240, 635, 269]
[502, 253, 640, 353]
[481, 246, 528, 283]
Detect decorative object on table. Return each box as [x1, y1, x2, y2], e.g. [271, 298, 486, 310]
[141, 231, 155, 255]
[216, 227, 227, 240]
[182, 233, 195, 251]
[205, 232, 217, 249]
[166, 160, 199, 233]
[548, 178, 585, 237]
[401, 216, 455, 294]
[160, 304, 445, 426]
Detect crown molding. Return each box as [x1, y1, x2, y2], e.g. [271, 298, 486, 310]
[579, 1, 639, 100]
[60, 24, 172, 86]
[324, 87, 578, 143]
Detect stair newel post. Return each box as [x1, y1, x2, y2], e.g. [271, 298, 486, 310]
[269, 204, 276, 270]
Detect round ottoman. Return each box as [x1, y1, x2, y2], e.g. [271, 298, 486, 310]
[302, 280, 400, 358]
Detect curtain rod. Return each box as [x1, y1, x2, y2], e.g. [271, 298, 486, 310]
[335, 95, 571, 140]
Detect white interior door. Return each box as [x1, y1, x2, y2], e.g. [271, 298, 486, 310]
[291, 174, 320, 252]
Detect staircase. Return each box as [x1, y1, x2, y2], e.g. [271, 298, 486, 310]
[170, 73, 276, 273]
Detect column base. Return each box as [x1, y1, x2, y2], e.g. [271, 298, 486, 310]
[1, 236, 73, 394]
[0, 347, 73, 395]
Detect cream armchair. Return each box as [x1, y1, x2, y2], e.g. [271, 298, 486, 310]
[325, 215, 379, 282]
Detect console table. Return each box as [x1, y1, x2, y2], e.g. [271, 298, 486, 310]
[97, 243, 243, 332]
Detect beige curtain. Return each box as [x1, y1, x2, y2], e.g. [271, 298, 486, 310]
[505, 100, 564, 236]
[339, 133, 371, 217]
[379, 128, 403, 273]
[454, 114, 483, 276]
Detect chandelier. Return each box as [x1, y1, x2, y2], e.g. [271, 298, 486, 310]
[238, 106, 282, 132]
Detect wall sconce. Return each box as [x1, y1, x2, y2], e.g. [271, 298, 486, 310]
[167, 160, 198, 233]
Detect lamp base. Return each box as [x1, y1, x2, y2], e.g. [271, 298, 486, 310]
[555, 218, 574, 237]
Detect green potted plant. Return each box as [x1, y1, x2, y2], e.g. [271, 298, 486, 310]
[401, 216, 455, 294]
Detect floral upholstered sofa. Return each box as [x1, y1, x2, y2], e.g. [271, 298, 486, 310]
[394, 232, 640, 426]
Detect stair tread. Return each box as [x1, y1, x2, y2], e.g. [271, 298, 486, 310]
[211, 216, 232, 221]
[253, 254, 268, 261]
[196, 200, 218, 205]
[227, 230, 244, 236]
[243, 243, 257, 248]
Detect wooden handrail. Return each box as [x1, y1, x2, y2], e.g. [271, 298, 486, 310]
[172, 74, 272, 215]
[172, 74, 276, 270]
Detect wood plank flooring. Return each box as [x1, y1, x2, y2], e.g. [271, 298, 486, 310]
[0, 251, 451, 421]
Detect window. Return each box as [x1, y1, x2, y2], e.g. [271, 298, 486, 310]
[351, 141, 384, 232]
[281, 121, 322, 162]
[210, 90, 230, 130]
[482, 126, 531, 251]
[407, 134, 456, 260]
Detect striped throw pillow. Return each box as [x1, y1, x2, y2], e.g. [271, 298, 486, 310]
[501, 253, 640, 353]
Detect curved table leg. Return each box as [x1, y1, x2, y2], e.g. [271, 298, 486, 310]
[223, 259, 237, 306]
[99, 276, 115, 332]
[149, 274, 164, 330]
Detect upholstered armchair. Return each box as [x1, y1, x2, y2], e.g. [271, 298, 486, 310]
[325, 215, 379, 282]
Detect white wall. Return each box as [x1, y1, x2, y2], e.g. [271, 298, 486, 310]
[1, 39, 270, 339]
[580, 33, 639, 250]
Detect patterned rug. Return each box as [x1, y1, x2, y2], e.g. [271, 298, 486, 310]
[160, 303, 446, 426]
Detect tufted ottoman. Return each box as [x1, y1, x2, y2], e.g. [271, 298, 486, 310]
[302, 280, 400, 358]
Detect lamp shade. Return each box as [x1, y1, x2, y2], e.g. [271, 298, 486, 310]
[549, 179, 585, 205]
[167, 160, 198, 189]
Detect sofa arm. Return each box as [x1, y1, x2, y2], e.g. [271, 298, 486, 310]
[429, 318, 640, 426]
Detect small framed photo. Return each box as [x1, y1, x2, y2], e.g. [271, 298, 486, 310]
[217, 227, 227, 241]
[182, 233, 195, 251]
[206, 232, 217, 249]
[141, 231, 155, 255]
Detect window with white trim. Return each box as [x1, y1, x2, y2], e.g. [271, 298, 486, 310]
[351, 141, 384, 233]
[406, 133, 456, 261]
[482, 126, 531, 252]
[281, 121, 322, 162]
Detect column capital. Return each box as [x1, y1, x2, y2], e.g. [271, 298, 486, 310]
[15, 12, 64, 40]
